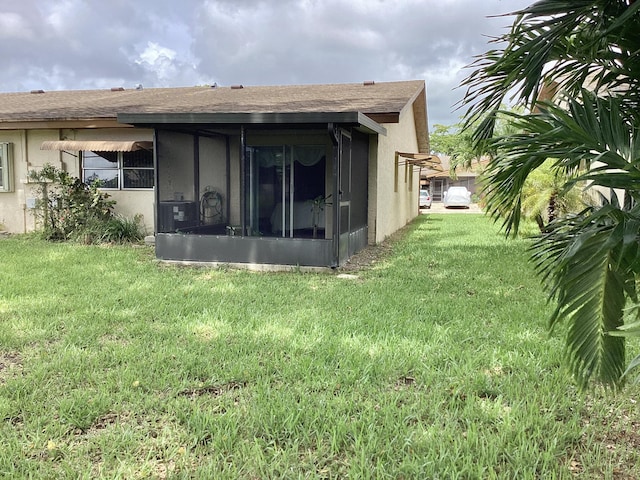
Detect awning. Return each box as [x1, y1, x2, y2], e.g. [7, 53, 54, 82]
[40, 140, 153, 152]
[395, 151, 443, 170]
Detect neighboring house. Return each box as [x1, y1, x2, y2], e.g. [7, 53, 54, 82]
[0, 80, 438, 267]
[0, 88, 156, 234]
[421, 155, 487, 202]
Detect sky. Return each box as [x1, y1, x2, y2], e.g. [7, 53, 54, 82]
[0, 0, 533, 128]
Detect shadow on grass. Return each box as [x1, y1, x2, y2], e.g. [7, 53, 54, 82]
[2, 216, 638, 478]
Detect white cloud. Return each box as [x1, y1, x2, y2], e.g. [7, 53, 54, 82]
[0, 12, 33, 40]
[45, 0, 76, 33]
[0, 0, 533, 126]
[137, 42, 176, 69]
[134, 41, 210, 87]
[135, 43, 176, 84]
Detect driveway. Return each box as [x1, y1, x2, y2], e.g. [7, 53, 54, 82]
[421, 202, 483, 214]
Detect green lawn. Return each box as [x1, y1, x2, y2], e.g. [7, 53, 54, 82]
[1, 214, 638, 479]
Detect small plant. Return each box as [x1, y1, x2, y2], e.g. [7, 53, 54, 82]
[100, 215, 145, 244]
[310, 194, 332, 238]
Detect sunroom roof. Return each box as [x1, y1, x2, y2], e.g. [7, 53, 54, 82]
[117, 111, 387, 136]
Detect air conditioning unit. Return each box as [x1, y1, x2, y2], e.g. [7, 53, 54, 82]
[158, 201, 198, 232]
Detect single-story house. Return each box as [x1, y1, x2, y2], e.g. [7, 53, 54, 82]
[421, 155, 487, 202]
[0, 80, 439, 267]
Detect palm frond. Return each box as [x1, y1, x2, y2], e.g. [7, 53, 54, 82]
[460, 0, 640, 144]
[622, 354, 640, 384]
[482, 91, 640, 236]
[530, 209, 632, 388]
[463, 0, 640, 388]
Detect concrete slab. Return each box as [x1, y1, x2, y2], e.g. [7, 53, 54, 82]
[421, 202, 483, 214]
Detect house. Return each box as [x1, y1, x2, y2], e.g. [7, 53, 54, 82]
[421, 155, 486, 202]
[0, 80, 438, 267]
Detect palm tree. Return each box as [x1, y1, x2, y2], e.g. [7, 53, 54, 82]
[520, 160, 585, 232]
[461, 0, 640, 388]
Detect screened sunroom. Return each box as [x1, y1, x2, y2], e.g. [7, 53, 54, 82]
[118, 112, 384, 268]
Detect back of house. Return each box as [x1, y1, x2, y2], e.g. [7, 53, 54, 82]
[0, 80, 440, 267]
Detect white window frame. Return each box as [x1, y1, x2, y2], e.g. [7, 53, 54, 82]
[81, 150, 154, 190]
[0, 142, 12, 192]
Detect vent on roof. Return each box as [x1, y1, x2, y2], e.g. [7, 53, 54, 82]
[30, 89, 45, 94]
[230, 84, 244, 89]
[111, 87, 125, 92]
[363, 80, 375, 86]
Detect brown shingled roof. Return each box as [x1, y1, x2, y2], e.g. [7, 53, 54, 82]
[0, 80, 425, 122]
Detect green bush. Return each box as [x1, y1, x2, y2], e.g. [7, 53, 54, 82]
[28, 164, 143, 244]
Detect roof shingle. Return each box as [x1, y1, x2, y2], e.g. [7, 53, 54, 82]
[0, 80, 425, 122]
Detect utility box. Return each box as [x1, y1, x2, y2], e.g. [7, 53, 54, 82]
[158, 201, 198, 232]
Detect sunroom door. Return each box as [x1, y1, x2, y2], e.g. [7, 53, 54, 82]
[245, 146, 290, 237]
[338, 131, 351, 265]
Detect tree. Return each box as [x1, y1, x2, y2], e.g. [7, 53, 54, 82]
[520, 160, 586, 232]
[461, 0, 640, 388]
[429, 122, 477, 169]
[431, 111, 522, 173]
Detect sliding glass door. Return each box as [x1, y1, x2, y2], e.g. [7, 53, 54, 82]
[245, 144, 326, 238]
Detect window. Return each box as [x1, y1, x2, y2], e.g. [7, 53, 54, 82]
[82, 149, 153, 189]
[0, 142, 12, 192]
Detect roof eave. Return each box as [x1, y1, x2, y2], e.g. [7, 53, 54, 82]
[0, 118, 126, 130]
[117, 111, 387, 136]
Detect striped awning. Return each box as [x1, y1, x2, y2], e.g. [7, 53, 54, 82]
[40, 140, 152, 152]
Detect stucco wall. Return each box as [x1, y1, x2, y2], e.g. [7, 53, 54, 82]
[0, 127, 154, 234]
[370, 106, 421, 244]
[0, 129, 67, 233]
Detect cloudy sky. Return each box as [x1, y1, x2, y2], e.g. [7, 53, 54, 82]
[0, 0, 532, 128]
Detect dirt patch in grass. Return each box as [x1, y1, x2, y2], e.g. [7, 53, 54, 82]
[86, 412, 121, 434]
[584, 402, 640, 478]
[566, 394, 640, 478]
[178, 380, 247, 399]
[67, 411, 187, 479]
[336, 223, 412, 273]
[394, 375, 417, 390]
[0, 351, 23, 384]
[99, 333, 131, 347]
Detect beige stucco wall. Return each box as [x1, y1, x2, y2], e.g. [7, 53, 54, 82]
[370, 106, 421, 244]
[0, 127, 154, 234]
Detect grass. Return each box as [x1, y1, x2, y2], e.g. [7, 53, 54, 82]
[1, 214, 639, 479]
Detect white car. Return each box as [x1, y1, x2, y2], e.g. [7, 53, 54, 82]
[443, 186, 471, 208]
[419, 189, 432, 208]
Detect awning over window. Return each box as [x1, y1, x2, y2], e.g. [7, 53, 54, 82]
[40, 140, 153, 152]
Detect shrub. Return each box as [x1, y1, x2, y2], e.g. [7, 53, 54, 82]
[28, 164, 143, 244]
[100, 215, 145, 244]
